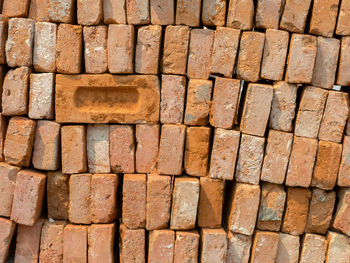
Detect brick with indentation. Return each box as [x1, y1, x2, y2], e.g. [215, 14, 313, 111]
[174, 231, 200, 263]
[39, 220, 65, 263]
[0, 217, 16, 263]
[77, 0, 102, 25]
[202, 0, 226, 26]
[69, 173, 91, 224]
[280, 0, 312, 33]
[88, 224, 115, 263]
[0, 163, 19, 217]
[176, 0, 201, 27]
[63, 224, 88, 263]
[148, 230, 175, 263]
[227, 0, 254, 30]
[119, 224, 145, 263]
[47, 171, 69, 220]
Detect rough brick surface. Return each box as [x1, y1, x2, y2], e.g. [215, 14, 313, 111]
[63, 224, 88, 263]
[28, 0, 49, 21]
[88, 224, 115, 263]
[39, 220, 65, 263]
[150, 0, 174, 25]
[69, 174, 91, 224]
[309, 0, 339, 37]
[0, 163, 19, 217]
[337, 37, 350, 86]
[200, 228, 227, 263]
[326, 231, 350, 263]
[47, 171, 69, 220]
[337, 0, 350, 35]
[227, 0, 254, 30]
[48, 0, 74, 23]
[0, 15, 8, 65]
[280, 0, 312, 33]
[338, 136, 350, 187]
[176, 0, 201, 27]
[226, 232, 252, 263]
[77, 0, 102, 25]
[256, 0, 283, 29]
[2, 0, 30, 17]
[299, 234, 327, 263]
[103, 0, 126, 24]
[250, 231, 279, 263]
[119, 224, 145, 263]
[87, 124, 110, 173]
[148, 230, 175, 263]
[333, 188, 350, 236]
[0, 218, 16, 263]
[174, 231, 200, 263]
[202, 0, 226, 26]
[126, 0, 150, 25]
[276, 233, 300, 263]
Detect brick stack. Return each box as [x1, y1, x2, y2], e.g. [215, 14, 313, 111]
[0, 0, 350, 262]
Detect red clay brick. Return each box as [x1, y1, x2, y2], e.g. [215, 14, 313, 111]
[39, 220, 65, 263]
[77, 0, 102, 25]
[0, 163, 19, 217]
[69, 174, 91, 224]
[48, 0, 74, 23]
[88, 224, 115, 263]
[87, 124, 110, 173]
[175, 0, 201, 27]
[280, 0, 312, 33]
[333, 188, 350, 236]
[202, 0, 226, 26]
[150, 0, 174, 25]
[226, 232, 252, 263]
[256, 0, 283, 29]
[337, 36, 350, 85]
[63, 224, 88, 263]
[148, 230, 175, 263]
[276, 233, 300, 263]
[103, 0, 126, 24]
[2, 0, 30, 17]
[119, 224, 145, 263]
[174, 231, 200, 263]
[309, 0, 339, 37]
[250, 231, 279, 263]
[28, 0, 49, 21]
[136, 124, 159, 173]
[0, 15, 8, 64]
[47, 171, 69, 220]
[299, 234, 327, 263]
[336, 0, 350, 35]
[338, 136, 350, 187]
[0, 217, 16, 263]
[326, 231, 350, 263]
[126, 0, 150, 25]
[0, 114, 6, 161]
[226, 0, 254, 30]
[200, 228, 227, 263]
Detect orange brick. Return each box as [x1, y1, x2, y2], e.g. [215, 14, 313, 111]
[250, 231, 279, 263]
[333, 188, 350, 236]
[280, 0, 312, 33]
[338, 136, 350, 187]
[200, 228, 227, 263]
[174, 231, 200, 263]
[226, 0, 254, 30]
[88, 224, 115, 263]
[227, 232, 252, 263]
[0, 217, 16, 263]
[326, 231, 350, 263]
[103, 0, 126, 24]
[0, 15, 8, 64]
[299, 234, 327, 263]
[202, 0, 226, 26]
[119, 224, 145, 263]
[255, 0, 283, 29]
[309, 0, 339, 37]
[336, 0, 350, 35]
[87, 125, 110, 173]
[2, 0, 30, 17]
[28, 0, 49, 21]
[0, 114, 6, 161]
[276, 233, 300, 263]
[39, 220, 65, 263]
[0, 163, 19, 217]
[338, 37, 350, 85]
[48, 0, 74, 23]
[69, 174, 91, 224]
[126, 0, 150, 25]
[47, 171, 69, 220]
[175, 0, 201, 27]
[63, 224, 88, 263]
[150, 0, 174, 25]
[77, 0, 102, 25]
[148, 230, 175, 263]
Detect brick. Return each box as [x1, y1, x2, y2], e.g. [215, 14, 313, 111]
[210, 77, 240, 129]
[226, 183, 260, 235]
[312, 141, 342, 190]
[83, 26, 107, 74]
[236, 134, 265, 185]
[2, 67, 30, 116]
[88, 224, 115, 263]
[236, 31, 265, 82]
[39, 220, 65, 263]
[4, 117, 36, 167]
[276, 233, 300, 263]
[281, 187, 311, 235]
[77, 0, 102, 25]
[61, 125, 87, 174]
[305, 189, 336, 234]
[14, 219, 44, 263]
[198, 178, 224, 228]
[299, 234, 327, 263]
[209, 128, 240, 180]
[338, 136, 350, 187]
[256, 0, 283, 29]
[200, 228, 227, 263]
[2, 0, 30, 17]
[226, 232, 252, 263]
[309, 0, 339, 37]
[136, 124, 159, 173]
[0, 15, 8, 64]
[333, 188, 350, 236]
[148, 230, 175, 263]
[202, 0, 226, 26]
[269, 82, 297, 132]
[103, 0, 126, 23]
[91, 174, 118, 224]
[286, 137, 318, 187]
[170, 177, 200, 230]
[110, 125, 135, 173]
[162, 25, 190, 75]
[311, 37, 340, 89]
[119, 224, 145, 263]
[122, 174, 146, 229]
[261, 130, 293, 184]
[326, 231, 350, 263]
[56, 24, 83, 74]
[69, 174, 91, 224]
[47, 171, 69, 220]
[0, 218, 16, 263]
[150, 0, 174, 25]
[251, 231, 279, 263]
[319, 91, 349, 143]
[257, 183, 286, 231]
[29, 73, 55, 119]
[157, 124, 186, 175]
[63, 225, 88, 263]
[28, 0, 49, 21]
[126, 0, 150, 25]
[260, 29, 289, 80]
[107, 24, 134, 74]
[32, 120, 60, 171]
[226, 0, 254, 30]
[240, 83, 273, 137]
[6, 18, 34, 67]
[146, 174, 171, 230]
[0, 114, 6, 161]
[294, 86, 328, 138]
[0, 163, 19, 217]
[48, 0, 74, 23]
[175, 0, 201, 27]
[184, 79, 212, 126]
[33, 22, 57, 73]
[187, 29, 215, 79]
[87, 125, 110, 173]
[336, 0, 350, 35]
[280, 0, 312, 32]
[337, 37, 350, 86]
[184, 127, 210, 177]
[174, 231, 200, 263]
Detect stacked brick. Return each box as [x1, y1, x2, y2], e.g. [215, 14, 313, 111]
[0, 0, 350, 262]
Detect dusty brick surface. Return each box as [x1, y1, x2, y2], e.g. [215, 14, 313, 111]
[202, 0, 226, 26]
[227, 0, 254, 30]
[69, 173, 91, 224]
[103, 0, 126, 24]
[226, 232, 252, 263]
[176, 0, 201, 27]
[77, 0, 102, 25]
[337, 0, 350, 35]
[88, 224, 115, 263]
[174, 231, 199, 263]
[337, 37, 350, 86]
[2, 0, 30, 17]
[0, 217, 16, 263]
[338, 136, 350, 187]
[126, 0, 150, 25]
[28, 0, 49, 21]
[0, 15, 8, 65]
[150, 0, 174, 25]
[250, 231, 279, 263]
[276, 233, 300, 263]
[0, 163, 19, 217]
[63, 224, 88, 263]
[280, 0, 312, 33]
[309, 0, 339, 37]
[299, 234, 327, 263]
[48, 0, 74, 23]
[87, 124, 110, 173]
[200, 228, 227, 263]
[333, 188, 350, 236]
[47, 171, 69, 220]
[119, 224, 145, 263]
[148, 230, 175, 263]
[326, 231, 350, 263]
[39, 220, 65, 263]
[256, 0, 283, 29]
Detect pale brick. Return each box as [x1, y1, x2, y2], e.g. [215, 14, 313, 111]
[88, 224, 115, 263]
[136, 124, 159, 173]
[87, 124, 110, 173]
[256, 0, 283, 29]
[299, 234, 327, 263]
[309, 0, 339, 37]
[202, 0, 226, 26]
[77, 0, 102, 25]
[336, 0, 350, 35]
[326, 231, 350, 263]
[226, 0, 254, 30]
[63, 225, 88, 263]
[69, 174, 91, 224]
[200, 228, 227, 263]
[0, 163, 19, 217]
[48, 0, 74, 23]
[150, 0, 174, 25]
[338, 136, 350, 187]
[119, 224, 145, 263]
[47, 171, 69, 220]
[276, 233, 300, 263]
[148, 230, 175, 263]
[333, 188, 350, 236]
[280, 0, 312, 33]
[175, 0, 201, 27]
[103, 0, 126, 24]
[126, 0, 150, 25]
[250, 231, 279, 263]
[226, 232, 252, 263]
[2, 0, 30, 17]
[39, 220, 65, 263]
[0, 218, 16, 263]
[337, 37, 350, 85]
[0, 15, 8, 64]
[174, 231, 200, 263]
[28, 0, 49, 21]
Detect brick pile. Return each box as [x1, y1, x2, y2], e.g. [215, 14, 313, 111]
[0, 0, 350, 262]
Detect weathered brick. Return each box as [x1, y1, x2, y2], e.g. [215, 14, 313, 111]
[126, 0, 150, 25]
[200, 228, 227, 263]
[32, 120, 60, 171]
[33, 22, 57, 72]
[175, 0, 201, 27]
[2, 67, 30, 116]
[39, 220, 65, 263]
[160, 75, 186, 124]
[103, 0, 126, 24]
[226, 0, 254, 30]
[91, 174, 118, 223]
[77, 0, 102, 25]
[170, 177, 200, 230]
[240, 83, 273, 137]
[311, 37, 340, 89]
[256, 0, 283, 29]
[122, 174, 146, 229]
[276, 233, 300, 263]
[305, 189, 336, 234]
[202, 0, 226, 26]
[299, 234, 327, 263]
[226, 232, 252, 263]
[187, 29, 215, 79]
[0, 217, 16, 263]
[83, 25, 107, 74]
[280, 0, 312, 33]
[107, 24, 134, 74]
[0, 114, 6, 161]
[0, 163, 19, 217]
[251, 231, 279, 263]
[337, 37, 350, 86]
[309, 0, 339, 37]
[281, 187, 311, 236]
[69, 174, 91, 224]
[87, 124, 110, 173]
[333, 188, 350, 236]
[119, 224, 145, 263]
[0, 15, 8, 64]
[260, 29, 289, 80]
[110, 125, 135, 173]
[209, 128, 240, 180]
[336, 0, 350, 35]
[47, 171, 69, 220]
[162, 25, 190, 75]
[210, 77, 240, 129]
[28, 0, 49, 21]
[338, 136, 350, 187]
[148, 230, 175, 263]
[63, 225, 88, 263]
[88, 224, 115, 263]
[48, 0, 74, 23]
[56, 24, 83, 74]
[294, 86, 328, 138]
[157, 124, 186, 175]
[226, 183, 260, 235]
[150, 0, 174, 25]
[174, 231, 200, 263]
[286, 137, 318, 187]
[236, 31, 265, 82]
[326, 231, 350, 263]
[136, 124, 159, 173]
[2, 0, 30, 17]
